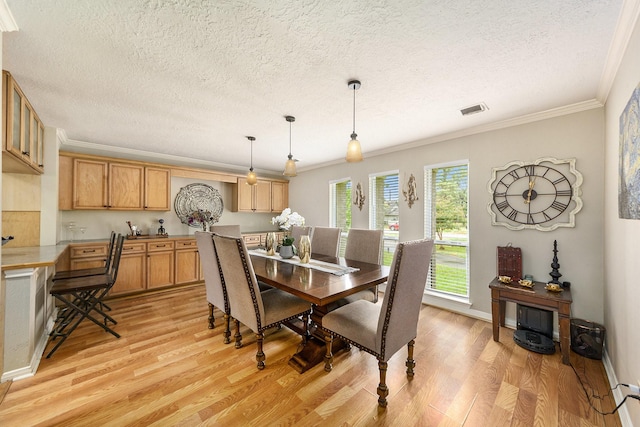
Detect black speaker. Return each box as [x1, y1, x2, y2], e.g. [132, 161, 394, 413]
[571, 319, 605, 360]
[514, 304, 555, 354]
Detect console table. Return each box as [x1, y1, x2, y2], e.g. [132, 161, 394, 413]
[489, 277, 573, 365]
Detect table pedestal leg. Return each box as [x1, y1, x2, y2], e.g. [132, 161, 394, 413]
[288, 304, 347, 373]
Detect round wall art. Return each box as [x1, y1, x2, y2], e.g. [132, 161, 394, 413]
[174, 183, 224, 228]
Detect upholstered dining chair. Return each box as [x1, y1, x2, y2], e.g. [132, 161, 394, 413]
[212, 234, 311, 370]
[342, 228, 384, 303]
[209, 224, 241, 238]
[210, 224, 271, 292]
[195, 231, 233, 343]
[321, 239, 434, 407]
[290, 225, 312, 248]
[310, 226, 341, 257]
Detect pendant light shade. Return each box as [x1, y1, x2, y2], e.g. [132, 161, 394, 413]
[283, 115, 297, 177]
[246, 136, 257, 185]
[346, 79, 363, 162]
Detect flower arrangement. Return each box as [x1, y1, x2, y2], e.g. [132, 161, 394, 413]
[271, 208, 304, 252]
[271, 208, 305, 231]
[188, 209, 216, 231]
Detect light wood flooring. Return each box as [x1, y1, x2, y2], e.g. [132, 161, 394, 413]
[0, 285, 622, 426]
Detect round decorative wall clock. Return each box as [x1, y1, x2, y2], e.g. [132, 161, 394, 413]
[487, 157, 583, 231]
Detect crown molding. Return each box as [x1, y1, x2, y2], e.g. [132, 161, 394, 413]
[597, 0, 640, 103]
[0, 0, 18, 32]
[299, 99, 604, 173]
[60, 138, 282, 178]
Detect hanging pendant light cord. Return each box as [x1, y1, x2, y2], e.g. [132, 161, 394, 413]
[352, 86, 357, 137]
[289, 120, 293, 157]
[250, 139, 253, 170]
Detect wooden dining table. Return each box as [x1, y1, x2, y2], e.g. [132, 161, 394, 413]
[250, 252, 390, 373]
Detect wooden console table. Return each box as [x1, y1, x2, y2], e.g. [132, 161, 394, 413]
[489, 277, 573, 365]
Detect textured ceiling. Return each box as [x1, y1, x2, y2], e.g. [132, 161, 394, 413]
[2, 0, 624, 174]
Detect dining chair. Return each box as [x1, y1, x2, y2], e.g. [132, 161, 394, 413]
[52, 231, 117, 281]
[47, 234, 126, 358]
[290, 225, 312, 247]
[310, 226, 341, 257]
[212, 234, 311, 370]
[209, 224, 241, 238]
[342, 228, 384, 303]
[321, 238, 434, 407]
[211, 224, 272, 292]
[195, 231, 233, 343]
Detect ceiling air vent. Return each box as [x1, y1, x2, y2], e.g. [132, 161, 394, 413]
[460, 103, 488, 116]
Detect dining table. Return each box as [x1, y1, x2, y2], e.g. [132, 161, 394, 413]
[249, 250, 390, 373]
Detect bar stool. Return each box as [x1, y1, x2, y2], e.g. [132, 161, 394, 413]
[46, 234, 124, 358]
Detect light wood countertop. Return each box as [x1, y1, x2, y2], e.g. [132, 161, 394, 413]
[1, 244, 69, 270]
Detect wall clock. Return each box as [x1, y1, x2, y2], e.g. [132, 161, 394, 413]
[487, 157, 583, 231]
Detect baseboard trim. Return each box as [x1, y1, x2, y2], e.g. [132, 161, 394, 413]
[602, 349, 633, 426]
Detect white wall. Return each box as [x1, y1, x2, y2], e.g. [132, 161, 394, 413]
[291, 107, 605, 323]
[604, 10, 640, 426]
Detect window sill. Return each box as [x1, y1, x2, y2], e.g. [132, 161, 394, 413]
[422, 289, 471, 309]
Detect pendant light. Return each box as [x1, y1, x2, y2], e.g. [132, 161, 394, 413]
[346, 79, 363, 162]
[283, 115, 297, 176]
[246, 136, 257, 185]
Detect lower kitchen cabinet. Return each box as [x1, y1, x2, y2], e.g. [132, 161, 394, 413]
[175, 239, 200, 285]
[110, 242, 146, 296]
[147, 241, 175, 289]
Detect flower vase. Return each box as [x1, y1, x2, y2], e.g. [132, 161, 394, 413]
[298, 235, 311, 264]
[279, 245, 294, 259]
[266, 232, 276, 256]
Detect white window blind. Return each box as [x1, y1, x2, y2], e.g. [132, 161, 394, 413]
[424, 161, 469, 298]
[329, 179, 351, 256]
[369, 171, 399, 266]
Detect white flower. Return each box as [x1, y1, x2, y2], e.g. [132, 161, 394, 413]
[271, 208, 305, 230]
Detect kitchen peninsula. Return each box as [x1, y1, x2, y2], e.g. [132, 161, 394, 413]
[1, 243, 67, 381]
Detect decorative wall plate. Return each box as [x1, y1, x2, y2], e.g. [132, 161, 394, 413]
[174, 183, 223, 227]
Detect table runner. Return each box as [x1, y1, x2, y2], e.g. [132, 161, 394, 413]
[249, 249, 359, 276]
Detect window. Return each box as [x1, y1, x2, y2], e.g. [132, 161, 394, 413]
[329, 178, 351, 256]
[424, 161, 469, 298]
[369, 171, 399, 266]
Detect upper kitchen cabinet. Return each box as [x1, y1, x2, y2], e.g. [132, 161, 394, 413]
[144, 167, 171, 210]
[231, 178, 288, 213]
[271, 181, 288, 213]
[59, 153, 171, 211]
[2, 70, 45, 174]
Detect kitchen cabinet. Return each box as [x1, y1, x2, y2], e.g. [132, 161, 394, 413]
[2, 70, 45, 174]
[233, 178, 272, 212]
[146, 240, 175, 289]
[62, 154, 170, 211]
[68, 242, 109, 270]
[232, 178, 289, 213]
[144, 167, 171, 210]
[271, 181, 288, 213]
[174, 239, 200, 285]
[111, 242, 146, 296]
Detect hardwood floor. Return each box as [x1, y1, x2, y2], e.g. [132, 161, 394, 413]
[0, 285, 621, 426]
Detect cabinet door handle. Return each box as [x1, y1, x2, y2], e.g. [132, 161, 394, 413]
[22, 151, 30, 156]
[83, 249, 96, 253]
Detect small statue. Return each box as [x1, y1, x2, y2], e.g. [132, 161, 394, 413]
[157, 219, 167, 236]
[548, 240, 562, 285]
